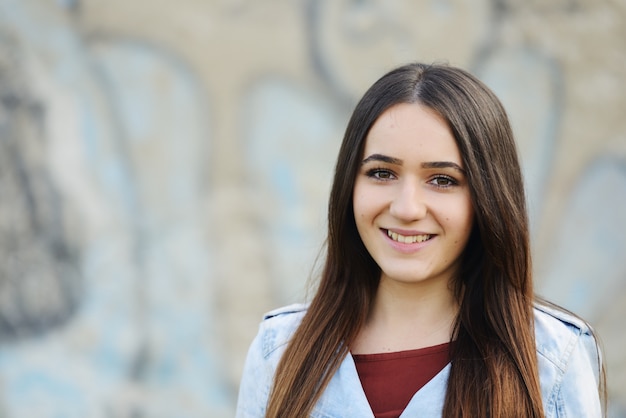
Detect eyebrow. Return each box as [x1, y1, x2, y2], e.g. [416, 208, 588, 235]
[361, 153, 466, 174]
[361, 154, 402, 165]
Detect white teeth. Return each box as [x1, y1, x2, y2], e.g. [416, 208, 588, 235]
[386, 230, 431, 243]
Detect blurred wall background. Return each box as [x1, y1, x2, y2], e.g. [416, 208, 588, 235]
[0, 0, 624, 416]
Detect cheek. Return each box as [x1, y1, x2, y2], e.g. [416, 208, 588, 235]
[459, 194, 474, 226]
[353, 192, 376, 238]
[352, 196, 365, 231]
[352, 186, 368, 217]
[447, 201, 474, 243]
[458, 209, 475, 243]
[352, 194, 361, 219]
[353, 199, 370, 226]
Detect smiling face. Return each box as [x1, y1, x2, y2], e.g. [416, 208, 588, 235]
[353, 102, 474, 289]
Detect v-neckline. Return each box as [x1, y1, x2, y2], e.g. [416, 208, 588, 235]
[346, 353, 451, 417]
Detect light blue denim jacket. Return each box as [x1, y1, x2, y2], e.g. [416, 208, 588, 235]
[236, 303, 602, 417]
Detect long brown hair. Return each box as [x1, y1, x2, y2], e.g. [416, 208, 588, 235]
[266, 63, 570, 417]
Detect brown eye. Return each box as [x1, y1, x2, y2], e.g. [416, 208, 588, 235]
[429, 175, 457, 188]
[366, 168, 396, 181]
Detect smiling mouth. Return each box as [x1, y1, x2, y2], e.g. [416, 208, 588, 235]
[386, 230, 433, 244]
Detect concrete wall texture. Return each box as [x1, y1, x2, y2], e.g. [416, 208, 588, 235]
[0, 0, 624, 416]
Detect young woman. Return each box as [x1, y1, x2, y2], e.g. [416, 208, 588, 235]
[236, 63, 605, 418]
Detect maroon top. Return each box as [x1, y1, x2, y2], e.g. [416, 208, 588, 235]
[353, 342, 451, 418]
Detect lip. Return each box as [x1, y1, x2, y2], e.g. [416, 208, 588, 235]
[386, 227, 430, 236]
[381, 228, 435, 254]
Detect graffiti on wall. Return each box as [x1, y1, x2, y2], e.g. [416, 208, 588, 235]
[0, 0, 624, 416]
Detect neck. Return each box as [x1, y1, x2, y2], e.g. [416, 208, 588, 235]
[373, 276, 457, 326]
[352, 276, 458, 354]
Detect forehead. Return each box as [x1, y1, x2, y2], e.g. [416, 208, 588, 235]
[363, 103, 462, 164]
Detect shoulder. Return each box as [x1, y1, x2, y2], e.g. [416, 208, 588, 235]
[533, 302, 603, 417]
[258, 303, 308, 358]
[533, 302, 596, 370]
[236, 304, 308, 417]
[263, 303, 308, 321]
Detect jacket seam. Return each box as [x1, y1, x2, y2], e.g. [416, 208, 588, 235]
[544, 326, 581, 416]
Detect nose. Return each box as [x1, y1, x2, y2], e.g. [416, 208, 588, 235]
[389, 180, 427, 221]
